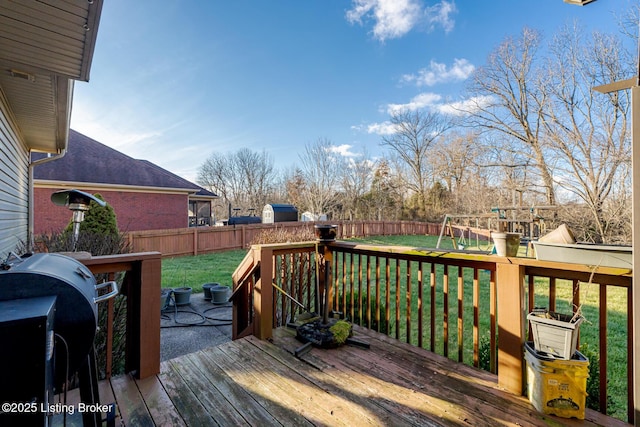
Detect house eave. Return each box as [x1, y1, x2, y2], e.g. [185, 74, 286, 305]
[0, 0, 103, 152]
[34, 180, 203, 196]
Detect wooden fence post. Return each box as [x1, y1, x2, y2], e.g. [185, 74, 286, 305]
[242, 225, 246, 249]
[193, 227, 198, 256]
[496, 261, 526, 395]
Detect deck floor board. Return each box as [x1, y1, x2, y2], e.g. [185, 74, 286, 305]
[100, 325, 628, 427]
[185, 350, 280, 426]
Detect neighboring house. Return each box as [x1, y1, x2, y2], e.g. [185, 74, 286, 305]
[33, 130, 217, 233]
[0, 1, 103, 255]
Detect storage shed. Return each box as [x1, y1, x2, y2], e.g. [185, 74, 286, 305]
[301, 211, 327, 222]
[262, 204, 298, 223]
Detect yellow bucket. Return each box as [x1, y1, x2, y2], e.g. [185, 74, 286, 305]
[524, 342, 589, 419]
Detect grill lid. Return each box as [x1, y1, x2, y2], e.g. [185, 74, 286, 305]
[0, 253, 100, 386]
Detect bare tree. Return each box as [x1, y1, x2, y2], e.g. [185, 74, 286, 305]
[381, 109, 451, 219]
[197, 152, 239, 210]
[298, 138, 345, 218]
[359, 159, 404, 220]
[464, 27, 557, 206]
[340, 150, 374, 220]
[433, 132, 474, 193]
[540, 24, 632, 242]
[197, 148, 276, 218]
[431, 132, 486, 213]
[283, 168, 307, 212]
[236, 149, 277, 211]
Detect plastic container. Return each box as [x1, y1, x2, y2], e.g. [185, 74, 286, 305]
[524, 342, 589, 419]
[211, 285, 229, 304]
[538, 224, 575, 244]
[160, 288, 171, 310]
[528, 310, 584, 360]
[492, 232, 520, 256]
[173, 287, 192, 306]
[202, 282, 221, 301]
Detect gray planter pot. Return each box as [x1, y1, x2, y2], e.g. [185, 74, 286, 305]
[211, 285, 229, 304]
[173, 287, 192, 306]
[202, 282, 221, 301]
[161, 288, 171, 310]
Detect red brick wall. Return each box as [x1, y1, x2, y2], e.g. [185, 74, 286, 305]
[34, 188, 189, 234]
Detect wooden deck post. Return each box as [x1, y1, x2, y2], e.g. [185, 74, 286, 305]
[254, 245, 274, 340]
[123, 254, 162, 379]
[632, 84, 640, 427]
[496, 261, 526, 395]
[82, 253, 162, 380]
[139, 255, 161, 379]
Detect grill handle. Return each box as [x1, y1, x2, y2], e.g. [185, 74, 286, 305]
[94, 281, 119, 304]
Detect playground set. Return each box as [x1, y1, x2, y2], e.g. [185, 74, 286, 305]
[436, 205, 557, 252]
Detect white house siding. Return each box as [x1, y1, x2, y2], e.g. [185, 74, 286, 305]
[0, 91, 29, 256]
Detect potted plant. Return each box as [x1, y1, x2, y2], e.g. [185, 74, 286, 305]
[527, 308, 585, 359]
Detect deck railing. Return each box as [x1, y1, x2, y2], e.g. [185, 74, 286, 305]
[231, 241, 634, 424]
[81, 251, 162, 380]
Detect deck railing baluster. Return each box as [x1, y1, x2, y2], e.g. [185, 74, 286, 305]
[430, 263, 436, 353]
[472, 268, 479, 368]
[339, 253, 345, 319]
[489, 269, 497, 374]
[366, 255, 372, 329]
[386, 257, 391, 336]
[527, 275, 535, 342]
[443, 264, 449, 358]
[395, 259, 400, 340]
[375, 256, 381, 333]
[358, 254, 364, 326]
[406, 261, 412, 344]
[105, 271, 115, 379]
[418, 262, 424, 348]
[600, 285, 608, 415]
[457, 267, 464, 363]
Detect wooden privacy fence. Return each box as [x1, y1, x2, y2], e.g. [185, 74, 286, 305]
[126, 221, 444, 257]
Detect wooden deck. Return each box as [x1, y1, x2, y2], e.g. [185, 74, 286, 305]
[96, 326, 625, 427]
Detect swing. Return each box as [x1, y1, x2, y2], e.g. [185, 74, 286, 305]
[457, 229, 467, 250]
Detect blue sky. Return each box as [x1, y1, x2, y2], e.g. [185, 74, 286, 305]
[70, 0, 637, 183]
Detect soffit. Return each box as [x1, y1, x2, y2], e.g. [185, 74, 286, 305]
[0, 0, 103, 152]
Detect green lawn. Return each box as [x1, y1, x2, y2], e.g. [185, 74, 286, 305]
[161, 249, 248, 292]
[160, 235, 459, 292]
[160, 234, 628, 420]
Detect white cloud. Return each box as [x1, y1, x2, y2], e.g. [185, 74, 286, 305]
[401, 58, 474, 87]
[371, 93, 492, 120]
[345, 0, 457, 41]
[366, 121, 397, 135]
[437, 95, 493, 116]
[386, 92, 442, 114]
[363, 91, 485, 134]
[426, 1, 456, 33]
[329, 144, 360, 157]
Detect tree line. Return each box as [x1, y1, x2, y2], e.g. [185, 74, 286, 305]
[198, 20, 635, 244]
